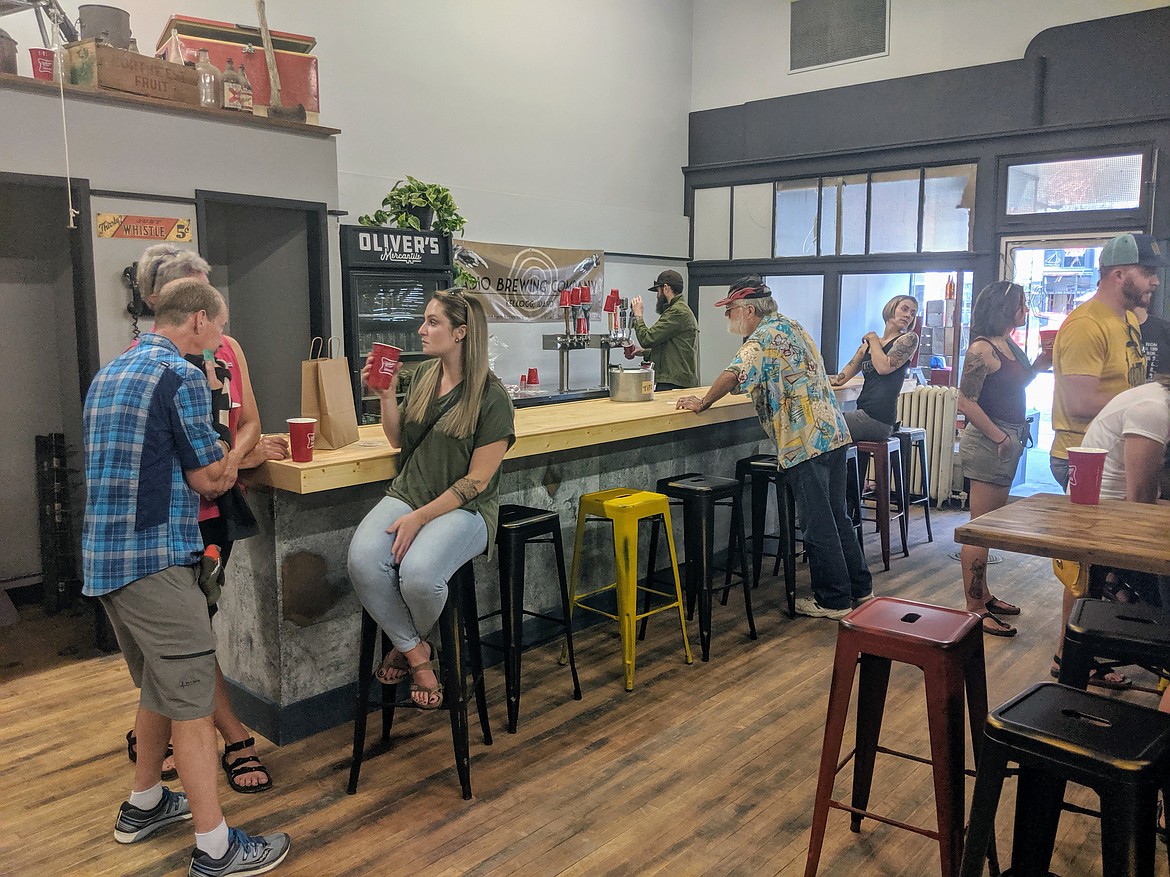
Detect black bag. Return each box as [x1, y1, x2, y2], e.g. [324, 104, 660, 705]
[216, 484, 259, 542]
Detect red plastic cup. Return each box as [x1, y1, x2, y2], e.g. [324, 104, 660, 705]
[1040, 329, 1058, 353]
[29, 47, 55, 80]
[581, 285, 592, 303]
[576, 316, 588, 334]
[368, 343, 401, 391]
[559, 289, 571, 307]
[287, 418, 317, 463]
[526, 367, 539, 386]
[1067, 446, 1108, 505]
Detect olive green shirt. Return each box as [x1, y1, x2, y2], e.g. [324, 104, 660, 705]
[633, 294, 700, 388]
[387, 364, 516, 552]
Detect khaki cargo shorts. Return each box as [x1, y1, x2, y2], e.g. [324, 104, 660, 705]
[99, 564, 216, 721]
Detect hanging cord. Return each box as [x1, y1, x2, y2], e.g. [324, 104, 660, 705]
[46, 12, 78, 229]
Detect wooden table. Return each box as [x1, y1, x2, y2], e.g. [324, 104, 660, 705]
[954, 492, 1170, 575]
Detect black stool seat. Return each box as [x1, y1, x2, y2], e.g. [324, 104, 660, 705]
[1059, 598, 1170, 690]
[643, 472, 755, 661]
[484, 504, 582, 734]
[735, 454, 801, 618]
[347, 560, 492, 800]
[960, 682, 1170, 877]
[894, 426, 934, 543]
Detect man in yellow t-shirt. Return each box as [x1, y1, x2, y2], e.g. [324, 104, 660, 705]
[1049, 233, 1164, 688]
[1050, 232, 1165, 488]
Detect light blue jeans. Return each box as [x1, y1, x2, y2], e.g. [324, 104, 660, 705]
[347, 496, 487, 652]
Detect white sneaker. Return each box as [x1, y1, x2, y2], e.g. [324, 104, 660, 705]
[794, 597, 851, 620]
[853, 592, 876, 607]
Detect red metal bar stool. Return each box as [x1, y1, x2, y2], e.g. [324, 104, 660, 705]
[804, 597, 991, 877]
[854, 437, 908, 570]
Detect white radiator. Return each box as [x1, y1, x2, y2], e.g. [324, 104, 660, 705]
[896, 386, 960, 507]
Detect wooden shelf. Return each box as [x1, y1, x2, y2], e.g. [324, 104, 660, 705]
[0, 71, 339, 137]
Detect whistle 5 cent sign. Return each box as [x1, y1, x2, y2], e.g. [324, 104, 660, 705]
[96, 213, 193, 242]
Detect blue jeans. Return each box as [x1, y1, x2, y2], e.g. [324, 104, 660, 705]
[347, 496, 487, 652]
[1050, 456, 1070, 491]
[787, 446, 872, 610]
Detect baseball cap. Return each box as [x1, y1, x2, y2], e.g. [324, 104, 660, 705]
[713, 275, 772, 308]
[1099, 233, 1170, 269]
[648, 269, 684, 291]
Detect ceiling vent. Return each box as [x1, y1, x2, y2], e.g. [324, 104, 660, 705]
[790, 0, 889, 72]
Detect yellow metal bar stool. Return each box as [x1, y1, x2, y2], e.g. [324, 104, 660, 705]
[566, 488, 693, 690]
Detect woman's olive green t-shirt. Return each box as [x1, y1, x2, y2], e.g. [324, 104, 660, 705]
[386, 365, 516, 550]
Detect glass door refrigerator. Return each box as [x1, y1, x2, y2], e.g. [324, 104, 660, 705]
[339, 225, 454, 422]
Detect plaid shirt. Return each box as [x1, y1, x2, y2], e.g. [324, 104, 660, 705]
[82, 334, 224, 596]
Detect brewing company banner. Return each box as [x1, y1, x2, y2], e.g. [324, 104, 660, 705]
[454, 240, 604, 322]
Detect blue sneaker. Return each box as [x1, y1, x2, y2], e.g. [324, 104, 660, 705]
[114, 787, 192, 843]
[188, 827, 291, 876]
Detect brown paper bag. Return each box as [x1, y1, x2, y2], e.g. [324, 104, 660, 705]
[301, 337, 359, 450]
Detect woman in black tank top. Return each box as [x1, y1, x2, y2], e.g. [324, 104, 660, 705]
[957, 281, 1051, 637]
[832, 295, 920, 441]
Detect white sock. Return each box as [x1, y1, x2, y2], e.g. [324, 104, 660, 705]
[195, 818, 230, 859]
[128, 783, 162, 811]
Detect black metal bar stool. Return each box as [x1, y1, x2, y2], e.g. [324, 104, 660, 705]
[854, 437, 908, 570]
[347, 560, 492, 800]
[844, 444, 864, 552]
[735, 453, 801, 618]
[894, 425, 934, 543]
[960, 681, 1170, 877]
[641, 473, 755, 662]
[481, 504, 582, 734]
[1059, 598, 1170, 690]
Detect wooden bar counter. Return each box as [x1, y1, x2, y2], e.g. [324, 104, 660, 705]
[222, 387, 768, 743]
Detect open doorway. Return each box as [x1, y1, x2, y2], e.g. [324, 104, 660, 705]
[1002, 233, 1119, 495]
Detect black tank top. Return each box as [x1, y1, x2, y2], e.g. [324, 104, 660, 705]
[973, 337, 1029, 424]
[856, 334, 912, 426]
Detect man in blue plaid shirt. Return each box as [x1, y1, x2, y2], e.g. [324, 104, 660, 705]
[83, 279, 290, 875]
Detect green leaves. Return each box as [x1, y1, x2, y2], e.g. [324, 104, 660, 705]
[358, 176, 467, 235]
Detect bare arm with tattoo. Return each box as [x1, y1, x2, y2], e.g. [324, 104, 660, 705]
[957, 341, 1013, 455]
[385, 437, 511, 564]
[867, 332, 920, 375]
[832, 342, 868, 387]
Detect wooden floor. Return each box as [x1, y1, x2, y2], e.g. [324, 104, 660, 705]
[2, 507, 1168, 876]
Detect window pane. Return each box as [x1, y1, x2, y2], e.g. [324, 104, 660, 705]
[1006, 154, 1143, 215]
[822, 174, 867, 255]
[774, 179, 819, 257]
[764, 274, 824, 347]
[693, 187, 731, 260]
[923, 164, 975, 252]
[869, 169, 920, 253]
[838, 273, 915, 370]
[732, 183, 773, 260]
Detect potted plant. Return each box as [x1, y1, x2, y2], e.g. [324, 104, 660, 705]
[358, 176, 467, 235]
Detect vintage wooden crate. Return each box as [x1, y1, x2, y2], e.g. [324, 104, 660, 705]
[67, 39, 199, 106]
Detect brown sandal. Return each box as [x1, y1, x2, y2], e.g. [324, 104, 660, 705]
[408, 645, 444, 710]
[374, 650, 409, 685]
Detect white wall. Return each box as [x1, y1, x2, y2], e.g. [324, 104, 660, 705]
[4, 1, 692, 257]
[690, 0, 1169, 112]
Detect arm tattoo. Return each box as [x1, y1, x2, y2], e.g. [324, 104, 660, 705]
[959, 350, 991, 402]
[887, 333, 919, 370]
[450, 476, 482, 505]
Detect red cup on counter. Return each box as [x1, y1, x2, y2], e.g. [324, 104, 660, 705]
[29, 47, 55, 80]
[1067, 446, 1108, 505]
[1040, 329, 1058, 353]
[287, 418, 317, 463]
[368, 342, 401, 391]
[526, 367, 539, 386]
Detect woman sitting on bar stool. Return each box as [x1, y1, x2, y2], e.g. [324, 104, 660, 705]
[830, 294, 920, 441]
[348, 289, 515, 709]
[957, 281, 1050, 637]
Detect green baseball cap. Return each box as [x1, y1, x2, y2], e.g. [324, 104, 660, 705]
[1099, 233, 1169, 268]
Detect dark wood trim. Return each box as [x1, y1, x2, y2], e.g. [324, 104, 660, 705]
[89, 189, 198, 205]
[0, 72, 339, 137]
